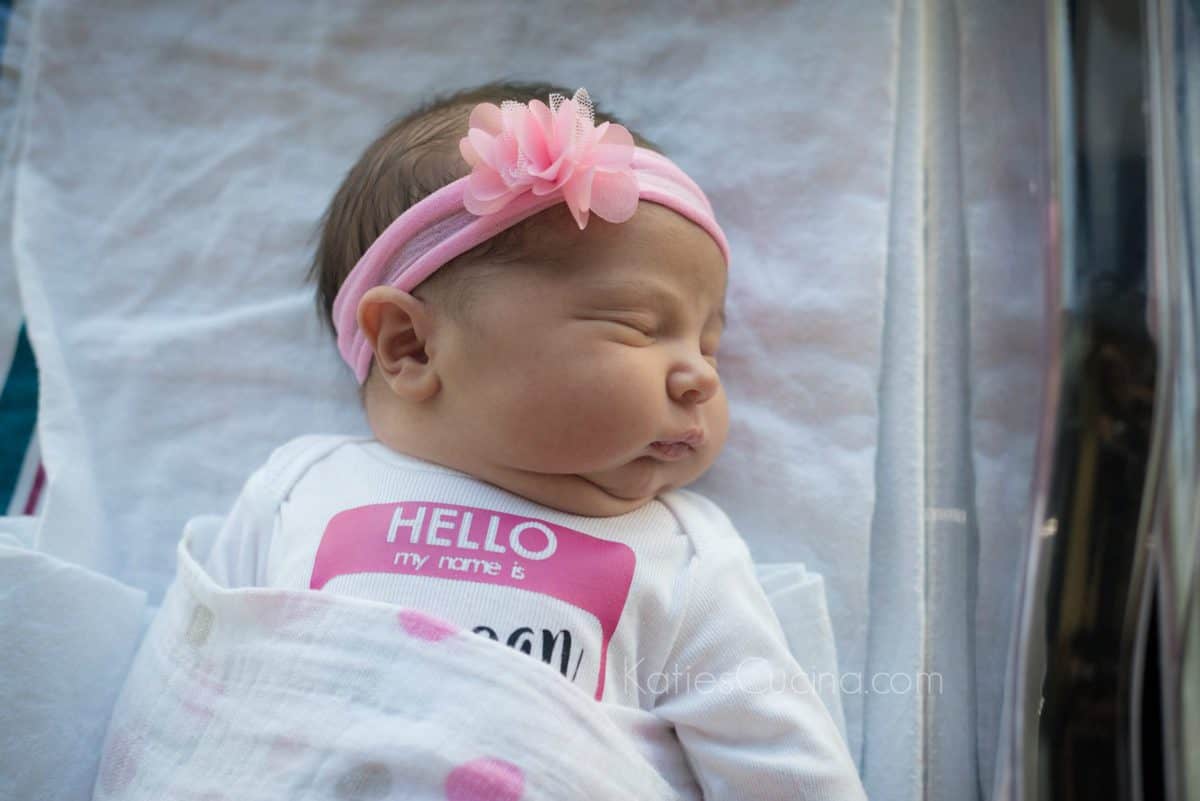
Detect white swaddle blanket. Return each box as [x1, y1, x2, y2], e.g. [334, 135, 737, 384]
[95, 518, 681, 801]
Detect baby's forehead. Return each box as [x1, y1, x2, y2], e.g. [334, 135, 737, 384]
[488, 203, 727, 314]
[573, 273, 726, 305]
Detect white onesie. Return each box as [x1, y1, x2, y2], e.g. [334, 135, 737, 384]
[203, 434, 866, 800]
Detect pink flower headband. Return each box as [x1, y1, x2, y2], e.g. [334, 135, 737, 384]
[332, 88, 730, 384]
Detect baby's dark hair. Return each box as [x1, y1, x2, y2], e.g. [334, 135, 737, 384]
[309, 80, 661, 335]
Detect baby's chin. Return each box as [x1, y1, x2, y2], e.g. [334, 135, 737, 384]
[478, 455, 690, 518]
[572, 455, 703, 504]
[549, 470, 670, 517]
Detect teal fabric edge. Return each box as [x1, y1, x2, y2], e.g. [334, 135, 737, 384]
[0, 325, 38, 511]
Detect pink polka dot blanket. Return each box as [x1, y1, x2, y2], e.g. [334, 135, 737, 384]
[92, 518, 682, 801]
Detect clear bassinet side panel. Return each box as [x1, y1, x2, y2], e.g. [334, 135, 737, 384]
[995, 0, 1200, 799]
[1147, 0, 1200, 799]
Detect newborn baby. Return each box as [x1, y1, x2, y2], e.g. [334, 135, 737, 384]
[204, 81, 865, 800]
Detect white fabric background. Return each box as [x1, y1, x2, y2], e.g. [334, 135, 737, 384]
[0, 4, 23, 381]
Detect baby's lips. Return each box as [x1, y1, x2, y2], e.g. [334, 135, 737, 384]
[677, 429, 706, 448]
[648, 440, 696, 461]
[652, 428, 705, 448]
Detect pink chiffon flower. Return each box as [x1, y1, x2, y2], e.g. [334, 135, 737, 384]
[458, 88, 639, 230]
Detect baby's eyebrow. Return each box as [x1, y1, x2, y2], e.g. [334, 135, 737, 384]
[585, 278, 675, 304]
[584, 278, 725, 327]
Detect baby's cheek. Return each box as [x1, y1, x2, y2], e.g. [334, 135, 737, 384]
[565, 353, 652, 412]
[514, 366, 651, 463]
[710, 388, 731, 438]
[521, 342, 630, 404]
[696, 392, 731, 465]
[522, 383, 632, 444]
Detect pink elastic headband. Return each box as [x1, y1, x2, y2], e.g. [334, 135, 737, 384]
[333, 88, 730, 384]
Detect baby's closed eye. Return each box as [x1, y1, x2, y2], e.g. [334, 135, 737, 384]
[579, 314, 721, 365]
[611, 317, 659, 337]
[579, 313, 659, 338]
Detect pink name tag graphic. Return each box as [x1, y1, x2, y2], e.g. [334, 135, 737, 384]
[311, 501, 636, 699]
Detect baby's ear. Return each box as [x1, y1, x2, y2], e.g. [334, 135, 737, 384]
[356, 286, 440, 401]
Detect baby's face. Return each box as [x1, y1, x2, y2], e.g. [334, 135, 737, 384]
[377, 201, 729, 516]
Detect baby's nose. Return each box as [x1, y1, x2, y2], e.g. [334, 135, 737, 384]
[667, 358, 719, 405]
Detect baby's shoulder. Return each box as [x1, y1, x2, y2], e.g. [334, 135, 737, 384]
[252, 433, 371, 499]
[654, 487, 747, 556]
